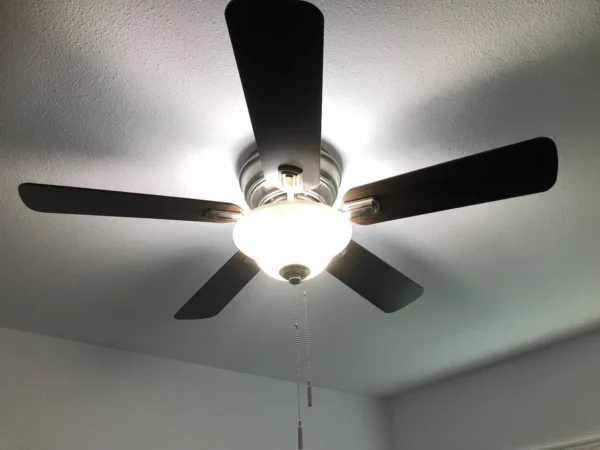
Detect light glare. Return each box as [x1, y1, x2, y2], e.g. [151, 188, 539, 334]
[233, 201, 352, 280]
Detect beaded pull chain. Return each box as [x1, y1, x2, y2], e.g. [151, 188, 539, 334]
[302, 280, 312, 407]
[293, 280, 314, 448]
[293, 283, 303, 449]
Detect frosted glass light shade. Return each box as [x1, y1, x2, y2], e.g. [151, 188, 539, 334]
[233, 201, 352, 281]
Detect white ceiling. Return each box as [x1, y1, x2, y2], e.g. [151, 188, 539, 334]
[1, 0, 600, 397]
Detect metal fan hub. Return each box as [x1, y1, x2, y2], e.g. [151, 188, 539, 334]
[239, 150, 342, 209]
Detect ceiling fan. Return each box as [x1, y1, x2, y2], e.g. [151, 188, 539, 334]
[17, 0, 559, 321]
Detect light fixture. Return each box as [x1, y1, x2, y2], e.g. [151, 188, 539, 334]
[233, 200, 352, 282]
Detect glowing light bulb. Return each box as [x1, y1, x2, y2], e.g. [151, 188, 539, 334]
[233, 201, 352, 280]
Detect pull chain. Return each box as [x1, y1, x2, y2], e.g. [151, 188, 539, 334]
[302, 281, 313, 407]
[293, 283, 303, 449]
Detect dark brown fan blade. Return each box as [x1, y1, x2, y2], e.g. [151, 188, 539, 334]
[344, 137, 558, 225]
[18, 183, 243, 223]
[175, 252, 260, 319]
[327, 240, 423, 313]
[225, 0, 324, 189]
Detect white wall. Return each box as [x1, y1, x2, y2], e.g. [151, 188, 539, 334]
[0, 327, 390, 450]
[389, 328, 600, 450]
[11, 320, 600, 450]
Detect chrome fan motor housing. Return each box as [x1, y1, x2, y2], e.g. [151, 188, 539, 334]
[239, 150, 342, 209]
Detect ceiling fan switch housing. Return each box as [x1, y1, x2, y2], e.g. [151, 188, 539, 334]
[280, 264, 311, 285]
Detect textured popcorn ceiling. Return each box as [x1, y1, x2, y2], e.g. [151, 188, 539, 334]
[1, 0, 600, 396]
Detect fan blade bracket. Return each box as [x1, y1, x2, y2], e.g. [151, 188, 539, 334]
[340, 197, 380, 220]
[204, 209, 244, 223]
[331, 248, 348, 262]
